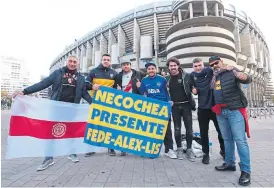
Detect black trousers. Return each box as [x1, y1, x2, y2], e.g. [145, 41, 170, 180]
[164, 119, 173, 153]
[172, 103, 193, 149]
[197, 108, 225, 154]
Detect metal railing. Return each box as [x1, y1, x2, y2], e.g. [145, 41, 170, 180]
[248, 107, 274, 119]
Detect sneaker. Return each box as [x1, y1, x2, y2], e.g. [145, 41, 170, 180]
[215, 163, 236, 171]
[68, 154, 79, 163]
[186, 149, 195, 162]
[239, 171, 251, 186]
[121, 151, 127, 156]
[85, 152, 96, 157]
[177, 148, 184, 160]
[164, 149, 177, 159]
[109, 149, 116, 156]
[202, 154, 210, 164]
[37, 158, 54, 171]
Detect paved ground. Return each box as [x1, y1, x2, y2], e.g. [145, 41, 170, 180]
[1, 110, 274, 187]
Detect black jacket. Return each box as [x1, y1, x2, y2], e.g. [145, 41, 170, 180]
[166, 69, 196, 110]
[216, 70, 252, 110]
[23, 67, 92, 104]
[86, 64, 119, 97]
[116, 69, 146, 94]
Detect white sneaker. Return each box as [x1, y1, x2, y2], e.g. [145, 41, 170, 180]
[164, 149, 177, 159]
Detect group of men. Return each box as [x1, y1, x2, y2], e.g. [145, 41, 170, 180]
[12, 53, 252, 186]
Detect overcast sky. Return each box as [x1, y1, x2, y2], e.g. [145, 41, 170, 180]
[0, 0, 273, 82]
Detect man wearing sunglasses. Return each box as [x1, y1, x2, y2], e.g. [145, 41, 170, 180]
[12, 55, 92, 171]
[209, 56, 252, 186]
[136, 62, 176, 159]
[191, 58, 225, 165]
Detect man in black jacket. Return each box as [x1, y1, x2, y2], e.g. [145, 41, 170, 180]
[191, 58, 225, 164]
[209, 56, 252, 186]
[116, 59, 145, 94]
[12, 55, 92, 171]
[166, 57, 196, 162]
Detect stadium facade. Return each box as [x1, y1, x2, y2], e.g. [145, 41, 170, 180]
[49, 0, 274, 107]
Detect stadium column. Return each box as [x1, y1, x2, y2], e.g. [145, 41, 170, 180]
[220, 8, 224, 17]
[133, 18, 141, 70]
[76, 47, 81, 70]
[108, 29, 116, 55]
[215, 3, 219, 16]
[92, 38, 99, 67]
[76, 46, 81, 61]
[100, 34, 107, 57]
[80, 44, 86, 73]
[189, 3, 193, 18]
[154, 13, 159, 67]
[263, 45, 269, 74]
[233, 18, 241, 53]
[118, 25, 126, 58]
[257, 78, 261, 106]
[250, 29, 257, 106]
[178, 9, 182, 22]
[72, 49, 76, 56]
[240, 24, 253, 105]
[203, 0, 208, 16]
[267, 52, 272, 73]
[86, 41, 93, 70]
[172, 16, 176, 25]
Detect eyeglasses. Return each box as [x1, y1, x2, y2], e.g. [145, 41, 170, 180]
[209, 61, 219, 67]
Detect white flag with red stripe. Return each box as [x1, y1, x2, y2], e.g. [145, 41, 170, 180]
[6, 96, 100, 159]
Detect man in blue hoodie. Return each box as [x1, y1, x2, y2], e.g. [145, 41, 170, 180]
[191, 58, 225, 164]
[136, 62, 177, 159]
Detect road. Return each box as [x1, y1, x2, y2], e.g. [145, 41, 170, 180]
[1, 110, 274, 187]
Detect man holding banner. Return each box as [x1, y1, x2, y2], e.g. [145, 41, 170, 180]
[85, 54, 121, 156]
[12, 55, 92, 171]
[136, 62, 177, 159]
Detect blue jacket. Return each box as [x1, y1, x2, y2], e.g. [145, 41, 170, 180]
[139, 74, 170, 102]
[23, 67, 92, 104]
[191, 67, 214, 109]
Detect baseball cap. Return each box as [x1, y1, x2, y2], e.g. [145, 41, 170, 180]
[145, 62, 157, 69]
[209, 55, 221, 63]
[120, 58, 131, 65]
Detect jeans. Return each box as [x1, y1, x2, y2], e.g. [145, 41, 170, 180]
[198, 108, 224, 154]
[217, 108, 251, 173]
[172, 103, 193, 149]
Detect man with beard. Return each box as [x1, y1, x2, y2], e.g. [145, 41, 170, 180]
[136, 62, 177, 159]
[191, 58, 225, 164]
[209, 55, 252, 186]
[166, 57, 196, 162]
[12, 55, 92, 171]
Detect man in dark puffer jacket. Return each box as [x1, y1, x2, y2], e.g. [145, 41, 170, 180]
[209, 56, 252, 186]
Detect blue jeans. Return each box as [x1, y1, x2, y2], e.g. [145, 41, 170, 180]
[216, 108, 251, 174]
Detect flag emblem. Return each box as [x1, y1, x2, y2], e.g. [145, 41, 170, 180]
[52, 123, 66, 138]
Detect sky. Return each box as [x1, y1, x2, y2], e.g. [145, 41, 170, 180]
[0, 0, 273, 82]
